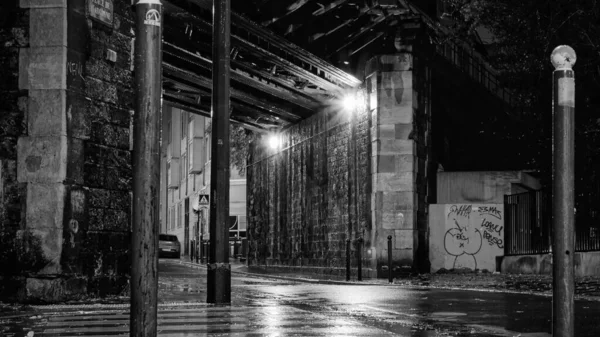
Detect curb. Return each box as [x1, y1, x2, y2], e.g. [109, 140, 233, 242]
[162, 258, 390, 286]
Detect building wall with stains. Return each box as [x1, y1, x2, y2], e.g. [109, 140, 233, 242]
[0, 0, 134, 302]
[246, 92, 373, 277]
[246, 49, 434, 277]
[429, 204, 504, 272]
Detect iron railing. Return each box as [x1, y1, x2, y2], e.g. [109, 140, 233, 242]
[504, 190, 600, 255]
[504, 190, 551, 255]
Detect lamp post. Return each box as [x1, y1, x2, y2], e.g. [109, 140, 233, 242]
[550, 45, 576, 337]
[131, 0, 162, 336]
[207, 0, 231, 304]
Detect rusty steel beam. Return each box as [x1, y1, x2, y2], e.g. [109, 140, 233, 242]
[163, 0, 361, 89]
[161, 34, 320, 111]
[262, 0, 311, 26]
[162, 62, 303, 122]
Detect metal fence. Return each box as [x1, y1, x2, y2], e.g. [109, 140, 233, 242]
[504, 191, 551, 255]
[504, 190, 600, 255]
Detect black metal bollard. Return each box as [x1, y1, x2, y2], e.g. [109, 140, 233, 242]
[357, 237, 363, 281]
[346, 239, 351, 281]
[387, 235, 393, 283]
[191, 241, 195, 262]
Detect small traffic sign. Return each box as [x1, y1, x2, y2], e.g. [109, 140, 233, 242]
[198, 194, 209, 207]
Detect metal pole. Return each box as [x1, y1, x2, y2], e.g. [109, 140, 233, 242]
[550, 45, 576, 337]
[131, 0, 162, 335]
[346, 239, 351, 281]
[207, 0, 231, 304]
[196, 210, 200, 263]
[357, 238, 363, 281]
[388, 235, 393, 283]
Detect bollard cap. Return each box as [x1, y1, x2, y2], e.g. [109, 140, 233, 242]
[387, 235, 392, 239]
[551, 45, 576, 70]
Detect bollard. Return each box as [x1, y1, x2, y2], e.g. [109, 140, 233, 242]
[551, 45, 576, 337]
[191, 241, 195, 262]
[357, 237, 363, 281]
[387, 235, 393, 283]
[346, 239, 351, 281]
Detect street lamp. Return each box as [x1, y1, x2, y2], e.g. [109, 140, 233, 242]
[267, 133, 281, 150]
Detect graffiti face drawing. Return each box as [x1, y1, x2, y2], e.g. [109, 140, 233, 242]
[444, 219, 483, 270]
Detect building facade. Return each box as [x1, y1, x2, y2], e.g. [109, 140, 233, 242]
[160, 105, 246, 258]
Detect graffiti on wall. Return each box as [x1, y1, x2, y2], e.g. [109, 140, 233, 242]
[443, 204, 504, 271]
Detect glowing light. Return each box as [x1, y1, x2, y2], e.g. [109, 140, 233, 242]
[267, 133, 280, 150]
[343, 61, 349, 65]
[341, 93, 357, 112]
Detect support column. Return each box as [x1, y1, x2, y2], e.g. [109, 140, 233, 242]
[207, 0, 231, 304]
[17, 0, 71, 299]
[366, 52, 431, 276]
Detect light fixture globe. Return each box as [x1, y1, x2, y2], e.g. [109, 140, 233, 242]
[551, 45, 576, 70]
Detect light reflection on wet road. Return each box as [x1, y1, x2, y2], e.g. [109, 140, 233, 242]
[157, 261, 600, 336]
[2, 260, 599, 336]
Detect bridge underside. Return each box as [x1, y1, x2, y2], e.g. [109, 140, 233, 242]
[0, 0, 521, 302]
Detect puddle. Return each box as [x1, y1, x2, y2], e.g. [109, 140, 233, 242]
[430, 312, 468, 317]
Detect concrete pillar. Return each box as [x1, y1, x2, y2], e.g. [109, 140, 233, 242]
[11, 0, 134, 302]
[366, 53, 431, 275]
[16, 0, 73, 297]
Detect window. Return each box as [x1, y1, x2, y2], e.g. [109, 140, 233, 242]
[159, 234, 178, 242]
[180, 203, 184, 229]
[181, 111, 188, 140]
[228, 215, 247, 239]
[166, 121, 172, 145]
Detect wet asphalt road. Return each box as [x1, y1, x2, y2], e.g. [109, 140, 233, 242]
[158, 260, 600, 336]
[2, 260, 599, 336]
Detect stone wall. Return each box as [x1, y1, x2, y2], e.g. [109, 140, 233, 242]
[365, 51, 432, 275]
[0, 0, 133, 303]
[0, 0, 31, 300]
[247, 93, 373, 277]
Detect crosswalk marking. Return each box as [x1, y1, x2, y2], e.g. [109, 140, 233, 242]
[15, 305, 394, 336]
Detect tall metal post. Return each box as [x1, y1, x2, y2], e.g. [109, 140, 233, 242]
[207, 0, 231, 304]
[346, 239, 351, 281]
[550, 45, 576, 337]
[131, 0, 162, 335]
[357, 237, 363, 281]
[388, 235, 393, 283]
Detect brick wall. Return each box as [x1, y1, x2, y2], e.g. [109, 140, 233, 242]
[0, 0, 134, 303]
[247, 93, 373, 277]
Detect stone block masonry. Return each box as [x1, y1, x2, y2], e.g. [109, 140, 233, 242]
[247, 95, 374, 278]
[366, 50, 432, 275]
[247, 48, 433, 278]
[0, 0, 134, 303]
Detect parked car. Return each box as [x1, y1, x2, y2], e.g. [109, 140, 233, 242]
[159, 234, 181, 259]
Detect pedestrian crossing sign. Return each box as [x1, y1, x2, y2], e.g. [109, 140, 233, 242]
[198, 194, 209, 207]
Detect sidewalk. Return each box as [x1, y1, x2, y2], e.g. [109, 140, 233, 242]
[171, 257, 600, 300]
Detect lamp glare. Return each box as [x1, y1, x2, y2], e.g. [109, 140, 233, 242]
[342, 94, 356, 112]
[268, 134, 279, 149]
